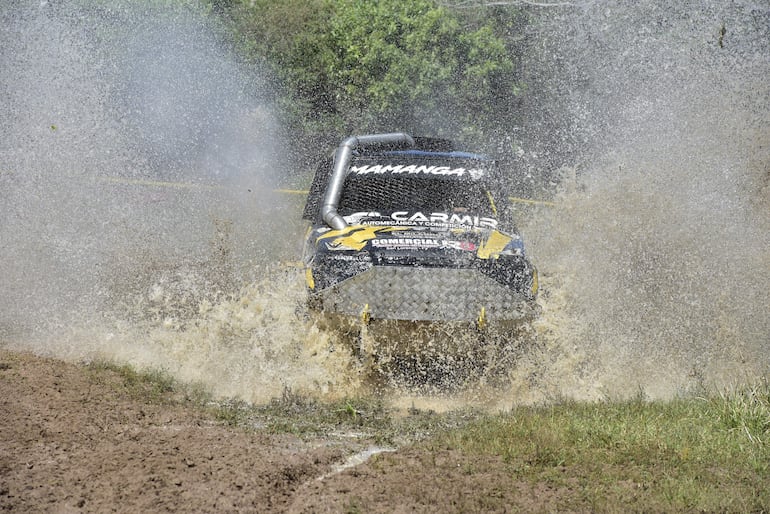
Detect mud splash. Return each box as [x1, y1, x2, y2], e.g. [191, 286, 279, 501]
[518, 1, 770, 400]
[0, 1, 361, 403]
[1, 1, 768, 407]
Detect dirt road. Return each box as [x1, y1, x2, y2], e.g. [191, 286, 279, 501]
[0, 349, 561, 513]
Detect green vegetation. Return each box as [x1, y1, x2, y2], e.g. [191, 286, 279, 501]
[62, 0, 535, 161]
[209, 385, 477, 446]
[89, 358, 769, 511]
[86, 359, 211, 406]
[84, 358, 476, 444]
[431, 389, 770, 511]
[217, 0, 524, 145]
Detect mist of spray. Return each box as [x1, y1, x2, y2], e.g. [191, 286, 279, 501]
[2, 1, 258, 320]
[512, 1, 770, 400]
[0, 1, 362, 401]
[2, 1, 767, 406]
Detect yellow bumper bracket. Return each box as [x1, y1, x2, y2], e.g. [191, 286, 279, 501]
[477, 306, 487, 330]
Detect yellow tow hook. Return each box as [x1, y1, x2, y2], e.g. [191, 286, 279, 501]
[360, 303, 371, 326]
[477, 306, 487, 331]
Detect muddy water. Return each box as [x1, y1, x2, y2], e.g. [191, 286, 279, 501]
[517, 1, 770, 400]
[1, 1, 768, 407]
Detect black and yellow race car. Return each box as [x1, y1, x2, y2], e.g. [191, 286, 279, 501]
[301, 133, 539, 332]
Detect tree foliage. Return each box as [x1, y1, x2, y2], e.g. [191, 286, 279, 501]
[219, 0, 522, 145]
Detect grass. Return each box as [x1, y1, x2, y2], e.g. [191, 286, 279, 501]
[429, 385, 770, 512]
[210, 385, 478, 445]
[85, 359, 211, 406]
[82, 360, 461, 441]
[84, 359, 770, 511]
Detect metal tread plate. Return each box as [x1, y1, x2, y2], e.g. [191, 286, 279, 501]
[314, 266, 533, 322]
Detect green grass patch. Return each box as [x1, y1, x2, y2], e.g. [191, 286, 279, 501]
[80, 360, 461, 440]
[211, 386, 477, 444]
[85, 359, 211, 406]
[430, 385, 770, 512]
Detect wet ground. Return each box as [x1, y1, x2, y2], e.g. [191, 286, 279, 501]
[0, 349, 567, 513]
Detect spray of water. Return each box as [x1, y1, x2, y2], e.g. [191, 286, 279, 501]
[1, 1, 767, 406]
[513, 1, 770, 400]
[398, 1, 769, 407]
[0, 0, 364, 402]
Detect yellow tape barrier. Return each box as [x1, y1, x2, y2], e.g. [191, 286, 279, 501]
[273, 188, 310, 195]
[109, 178, 556, 207]
[507, 196, 555, 207]
[37, 174, 556, 207]
[98, 176, 223, 190]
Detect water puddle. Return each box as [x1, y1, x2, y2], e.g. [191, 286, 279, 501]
[317, 446, 398, 481]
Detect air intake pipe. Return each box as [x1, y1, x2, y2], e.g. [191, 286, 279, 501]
[321, 132, 415, 230]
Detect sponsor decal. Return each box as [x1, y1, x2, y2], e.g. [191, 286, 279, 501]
[327, 253, 372, 262]
[477, 230, 513, 259]
[371, 238, 477, 251]
[325, 239, 354, 251]
[343, 211, 496, 229]
[390, 211, 497, 229]
[318, 225, 407, 251]
[342, 211, 381, 225]
[350, 164, 485, 179]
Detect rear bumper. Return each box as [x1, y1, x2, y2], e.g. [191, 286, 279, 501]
[309, 265, 537, 322]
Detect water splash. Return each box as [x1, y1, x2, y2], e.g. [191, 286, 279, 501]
[0, 0, 360, 402]
[518, 0, 770, 400]
[1, 0, 767, 406]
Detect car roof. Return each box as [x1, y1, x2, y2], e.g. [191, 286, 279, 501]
[373, 149, 488, 160]
[302, 137, 496, 222]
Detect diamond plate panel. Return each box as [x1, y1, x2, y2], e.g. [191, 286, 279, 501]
[316, 266, 533, 321]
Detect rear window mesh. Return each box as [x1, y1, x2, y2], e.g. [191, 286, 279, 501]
[338, 175, 492, 215]
[302, 152, 497, 221]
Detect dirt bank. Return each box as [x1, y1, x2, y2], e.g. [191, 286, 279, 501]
[0, 349, 561, 513]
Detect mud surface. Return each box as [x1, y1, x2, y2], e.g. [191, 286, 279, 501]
[1, 349, 562, 513]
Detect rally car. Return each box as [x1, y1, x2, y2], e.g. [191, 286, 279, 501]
[301, 133, 539, 333]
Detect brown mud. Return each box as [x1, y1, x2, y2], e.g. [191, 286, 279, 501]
[0, 349, 567, 513]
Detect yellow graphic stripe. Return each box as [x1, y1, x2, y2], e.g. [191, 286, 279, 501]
[317, 225, 407, 251]
[508, 196, 555, 206]
[476, 230, 512, 260]
[305, 268, 315, 290]
[315, 224, 365, 241]
[486, 190, 498, 215]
